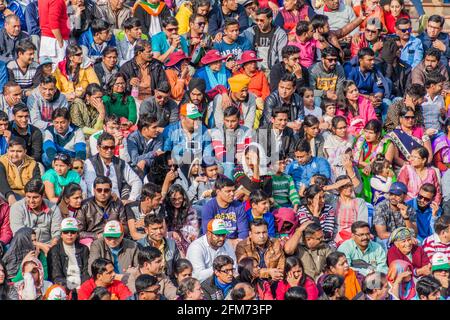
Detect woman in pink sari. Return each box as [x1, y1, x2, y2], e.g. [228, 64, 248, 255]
[397, 146, 442, 204]
[336, 80, 377, 137]
[432, 118, 450, 173]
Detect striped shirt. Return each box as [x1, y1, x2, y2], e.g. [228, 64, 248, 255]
[272, 174, 300, 208]
[6, 60, 38, 90]
[422, 233, 450, 261]
[297, 204, 336, 243]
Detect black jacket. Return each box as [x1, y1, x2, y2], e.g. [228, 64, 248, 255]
[8, 122, 43, 162]
[47, 239, 90, 289]
[261, 90, 304, 127]
[139, 96, 179, 128]
[269, 61, 310, 95]
[93, 61, 119, 91]
[201, 275, 237, 300]
[119, 57, 168, 94]
[253, 124, 298, 160]
[0, 29, 29, 63]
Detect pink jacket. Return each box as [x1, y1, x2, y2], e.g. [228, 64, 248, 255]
[336, 96, 377, 137]
[275, 277, 319, 300]
[0, 197, 12, 245]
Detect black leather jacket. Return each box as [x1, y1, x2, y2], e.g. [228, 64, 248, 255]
[261, 91, 304, 127]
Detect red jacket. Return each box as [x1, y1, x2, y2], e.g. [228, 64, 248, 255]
[274, 277, 319, 300]
[38, 0, 70, 40]
[77, 278, 132, 300]
[387, 244, 430, 276]
[0, 198, 12, 245]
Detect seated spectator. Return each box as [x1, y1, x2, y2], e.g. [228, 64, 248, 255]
[152, 16, 190, 63]
[66, 0, 96, 39]
[177, 277, 204, 300]
[116, 17, 148, 67]
[121, 246, 178, 300]
[395, 17, 423, 69]
[77, 258, 132, 300]
[127, 114, 163, 177]
[230, 282, 256, 300]
[274, 0, 311, 33]
[301, 87, 322, 119]
[6, 39, 38, 96]
[235, 50, 270, 102]
[423, 215, 450, 261]
[0, 193, 11, 252]
[175, 0, 210, 35]
[318, 251, 362, 300]
[245, 191, 275, 237]
[0, 0, 25, 31]
[27, 75, 68, 132]
[95, 0, 131, 32]
[0, 15, 29, 63]
[181, 13, 210, 67]
[132, 0, 172, 37]
[84, 132, 142, 201]
[0, 81, 22, 121]
[208, 0, 249, 38]
[171, 259, 194, 289]
[270, 153, 300, 211]
[374, 182, 418, 246]
[416, 275, 442, 300]
[350, 17, 383, 59]
[129, 274, 165, 300]
[76, 176, 127, 245]
[352, 272, 391, 300]
[139, 81, 179, 131]
[13, 255, 52, 300]
[418, 15, 450, 67]
[164, 51, 191, 103]
[387, 226, 431, 277]
[9, 103, 43, 162]
[407, 184, 442, 243]
[212, 73, 256, 129]
[316, 0, 359, 35]
[301, 115, 326, 158]
[320, 274, 346, 300]
[270, 45, 309, 94]
[78, 19, 116, 63]
[93, 47, 119, 91]
[201, 255, 237, 300]
[0, 137, 40, 205]
[42, 153, 81, 203]
[430, 252, 450, 298]
[272, 256, 319, 300]
[387, 259, 416, 300]
[53, 44, 100, 102]
[136, 214, 180, 277]
[286, 139, 331, 192]
[338, 221, 388, 276]
[58, 182, 83, 219]
[119, 39, 168, 102]
[125, 182, 163, 241]
[70, 83, 105, 137]
[236, 219, 285, 279]
[47, 218, 90, 296]
[213, 18, 252, 60]
[297, 184, 336, 244]
[186, 219, 237, 283]
[421, 73, 446, 132]
[42, 107, 86, 168]
[9, 179, 62, 246]
[31, 58, 53, 88]
[88, 220, 138, 277]
[384, 0, 409, 34]
[0, 110, 9, 156]
[398, 146, 442, 204]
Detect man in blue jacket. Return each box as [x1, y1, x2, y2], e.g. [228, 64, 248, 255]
[418, 15, 450, 70]
[78, 19, 116, 63]
[208, 0, 249, 41]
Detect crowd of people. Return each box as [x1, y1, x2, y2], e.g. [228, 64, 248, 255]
[0, 0, 449, 301]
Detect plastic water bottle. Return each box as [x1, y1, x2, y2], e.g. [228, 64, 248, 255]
[131, 85, 139, 98]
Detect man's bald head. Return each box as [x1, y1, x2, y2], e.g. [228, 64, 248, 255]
[230, 282, 256, 300]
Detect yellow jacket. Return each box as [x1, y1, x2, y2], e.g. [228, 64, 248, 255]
[175, 2, 193, 35]
[53, 65, 100, 97]
[0, 154, 38, 196]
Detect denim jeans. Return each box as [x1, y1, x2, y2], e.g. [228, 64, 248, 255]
[410, 0, 425, 16]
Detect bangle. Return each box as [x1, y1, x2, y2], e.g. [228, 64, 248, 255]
[350, 174, 356, 179]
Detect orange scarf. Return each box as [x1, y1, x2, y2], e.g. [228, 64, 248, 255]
[344, 269, 361, 300]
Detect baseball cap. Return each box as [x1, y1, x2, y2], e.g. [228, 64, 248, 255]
[207, 219, 230, 235]
[180, 103, 202, 119]
[39, 56, 53, 67]
[103, 220, 123, 238]
[389, 182, 408, 196]
[366, 17, 382, 30]
[431, 253, 450, 272]
[61, 217, 79, 232]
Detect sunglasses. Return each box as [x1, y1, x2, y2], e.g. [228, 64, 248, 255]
[418, 194, 432, 202]
[196, 22, 206, 27]
[101, 145, 115, 151]
[402, 115, 415, 120]
[166, 27, 178, 32]
[62, 230, 77, 235]
[73, 52, 83, 56]
[365, 29, 378, 34]
[96, 188, 111, 193]
[398, 27, 411, 33]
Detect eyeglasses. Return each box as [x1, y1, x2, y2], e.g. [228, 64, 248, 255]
[398, 27, 412, 33]
[402, 116, 415, 120]
[418, 194, 432, 202]
[114, 82, 126, 86]
[219, 268, 234, 274]
[73, 52, 83, 57]
[96, 188, 111, 193]
[100, 145, 115, 151]
[62, 230, 77, 235]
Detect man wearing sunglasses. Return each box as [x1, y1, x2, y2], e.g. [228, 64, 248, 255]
[47, 217, 90, 298]
[406, 183, 442, 243]
[395, 17, 424, 69]
[350, 17, 383, 59]
[182, 13, 210, 67]
[152, 16, 189, 63]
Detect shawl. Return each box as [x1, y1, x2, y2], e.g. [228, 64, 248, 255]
[432, 132, 450, 164]
[205, 64, 228, 90]
[344, 268, 362, 300]
[387, 259, 416, 300]
[2, 227, 34, 279]
[16, 256, 45, 300]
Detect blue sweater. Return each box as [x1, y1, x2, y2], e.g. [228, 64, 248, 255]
[208, 4, 249, 37]
[285, 156, 331, 191]
[78, 28, 117, 60]
[407, 198, 441, 242]
[201, 197, 249, 239]
[245, 208, 276, 238]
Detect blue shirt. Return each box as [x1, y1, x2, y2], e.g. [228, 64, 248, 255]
[400, 35, 424, 69]
[213, 36, 253, 60]
[344, 64, 384, 95]
[245, 208, 276, 238]
[151, 31, 189, 57]
[407, 198, 441, 243]
[285, 156, 331, 191]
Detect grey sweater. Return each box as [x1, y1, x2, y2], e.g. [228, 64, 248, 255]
[308, 61, 346, 98]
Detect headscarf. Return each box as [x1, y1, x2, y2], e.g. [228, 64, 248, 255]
[2, 227, 34, 279]
[387, 259, 416, 300]
[388, 227, 413, 246]
[343, 268, 362, 300]
[273, 208, 298, 237]
[16, 256, 45, 300]
[241, 143, 270, 178]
